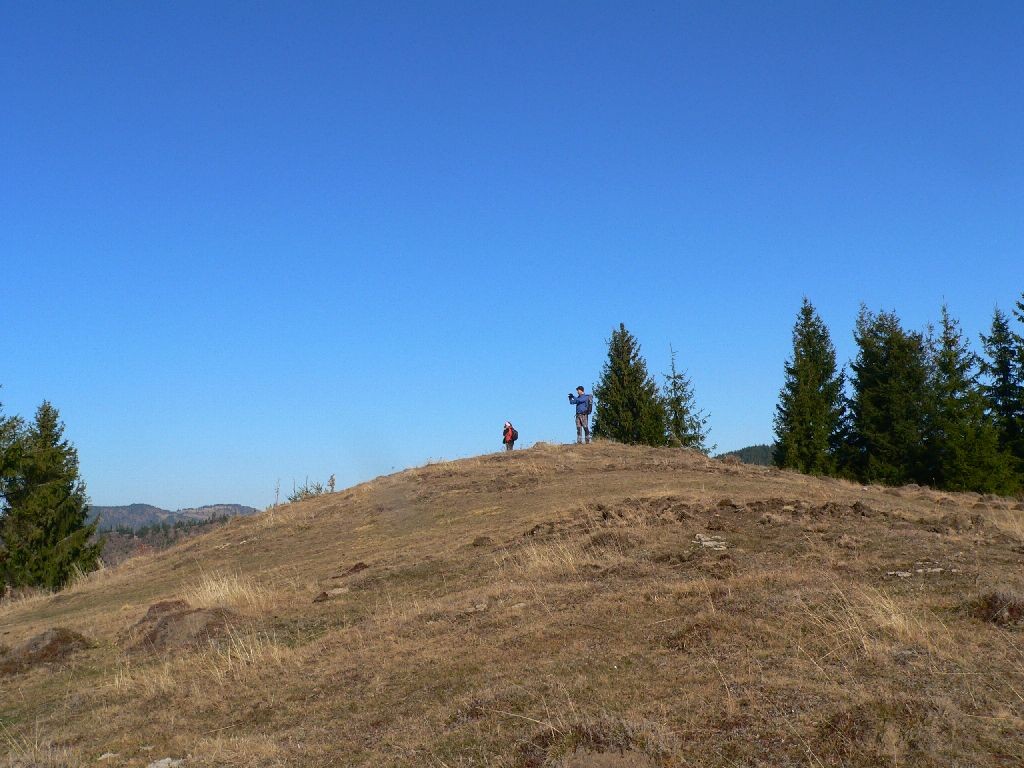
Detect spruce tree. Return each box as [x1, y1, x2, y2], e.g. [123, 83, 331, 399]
[662, 345, 712, 453]
[592, 324, 666, 446]
[979, 306, 1024, 466]
[929, 305, 1017, 493]
[773, 298, 846, 474]
[0, 398, 23, 514]
[847, 307, 932, 486]
[0, 402, 102, 589]
[1015, 291, 1024, 465]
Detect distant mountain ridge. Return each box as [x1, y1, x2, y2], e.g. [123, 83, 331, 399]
[87, 503, 259, 531]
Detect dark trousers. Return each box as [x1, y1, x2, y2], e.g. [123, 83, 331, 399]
[576, 413, 590, 443]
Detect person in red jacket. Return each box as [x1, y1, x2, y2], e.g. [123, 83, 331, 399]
[502, 421, 518, 451]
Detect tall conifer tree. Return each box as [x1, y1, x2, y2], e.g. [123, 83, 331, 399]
[0, 402, 101, 589]
[592, 324, 666, 446]
[847, 307, 931, 485]
[979, 306, 1024, 466]
[929, 305, 1017, 493]
[662, 346, 712, 453]
[773, 298, 845, 474]
[0, 397, 23, 519]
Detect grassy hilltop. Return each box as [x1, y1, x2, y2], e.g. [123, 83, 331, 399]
[2, 442, 1023, 767]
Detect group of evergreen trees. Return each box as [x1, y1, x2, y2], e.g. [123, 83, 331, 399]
[591, 323, 713, 453]
[774, 295, 1024, 494]
[0, 397, 100, 590]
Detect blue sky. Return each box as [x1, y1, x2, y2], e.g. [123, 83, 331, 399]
[2, 2, 1022, 508]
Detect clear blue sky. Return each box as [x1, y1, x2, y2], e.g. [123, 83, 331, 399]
[3, 2, 1022, 509]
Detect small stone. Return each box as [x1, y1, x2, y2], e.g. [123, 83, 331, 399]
[98, 753, 119, 761]
[695, 533, 727, 550]
[146, 759, 184, 768]
[886, 571, 912, 579]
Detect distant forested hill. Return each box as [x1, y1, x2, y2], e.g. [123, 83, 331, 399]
[716, 444, 773, 466]
[96, 514, 245, 566]
[88, 503, 258, 531]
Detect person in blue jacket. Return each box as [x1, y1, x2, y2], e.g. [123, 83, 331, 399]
[567, 386, 593, 444]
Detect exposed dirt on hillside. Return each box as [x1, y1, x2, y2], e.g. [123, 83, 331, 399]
[0, 626, 92, 675]
[1, 442, 1022, 767]
[120, 600, 238, 653]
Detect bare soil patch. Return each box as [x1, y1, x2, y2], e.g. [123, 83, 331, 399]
[969, 590, 1024, 627]
[0, 626, 92, 674]
[122, 599, 238, 653]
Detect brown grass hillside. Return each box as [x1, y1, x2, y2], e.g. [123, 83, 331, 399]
[2, 442, 1023, 767]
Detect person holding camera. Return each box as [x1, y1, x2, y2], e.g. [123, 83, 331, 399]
[568, 386, 593, 444]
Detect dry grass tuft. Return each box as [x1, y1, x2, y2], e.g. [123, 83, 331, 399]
[989, 506, 1024, 541]
[0, 560, 129, 622]
[800, 583, 940, 660]
[0, 586, 52, 618]
[496, 539, 596, 580]
[181, 571, 273, 614]
[110, 626, 298, 702]
[1, 721, 78, 768]
[205, 627, 298, 681]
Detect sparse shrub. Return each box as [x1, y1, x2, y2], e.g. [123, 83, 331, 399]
[288, 478, 327, 502]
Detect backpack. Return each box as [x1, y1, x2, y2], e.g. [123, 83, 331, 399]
[584, 395, 593, 415]
[511, 428, 519, 442]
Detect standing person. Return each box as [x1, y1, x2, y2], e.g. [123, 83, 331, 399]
[568, 386, 593, 444]
[502, 421, 518, 451]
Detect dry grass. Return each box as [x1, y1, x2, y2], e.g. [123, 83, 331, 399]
[0, 720, 76, 768]
[180, 570, 275, 614]
[2, 442, 1023, 767]
[990, 505, 1024, 541]
[0, 586, 52, 618]
[110, 626, 299, 703]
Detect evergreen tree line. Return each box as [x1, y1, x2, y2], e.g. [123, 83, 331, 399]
[110, 513, 229, 539]
[0, 397, 100, 590]
[774, 295, 1024, 494]
[591, 323, 714, 453]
